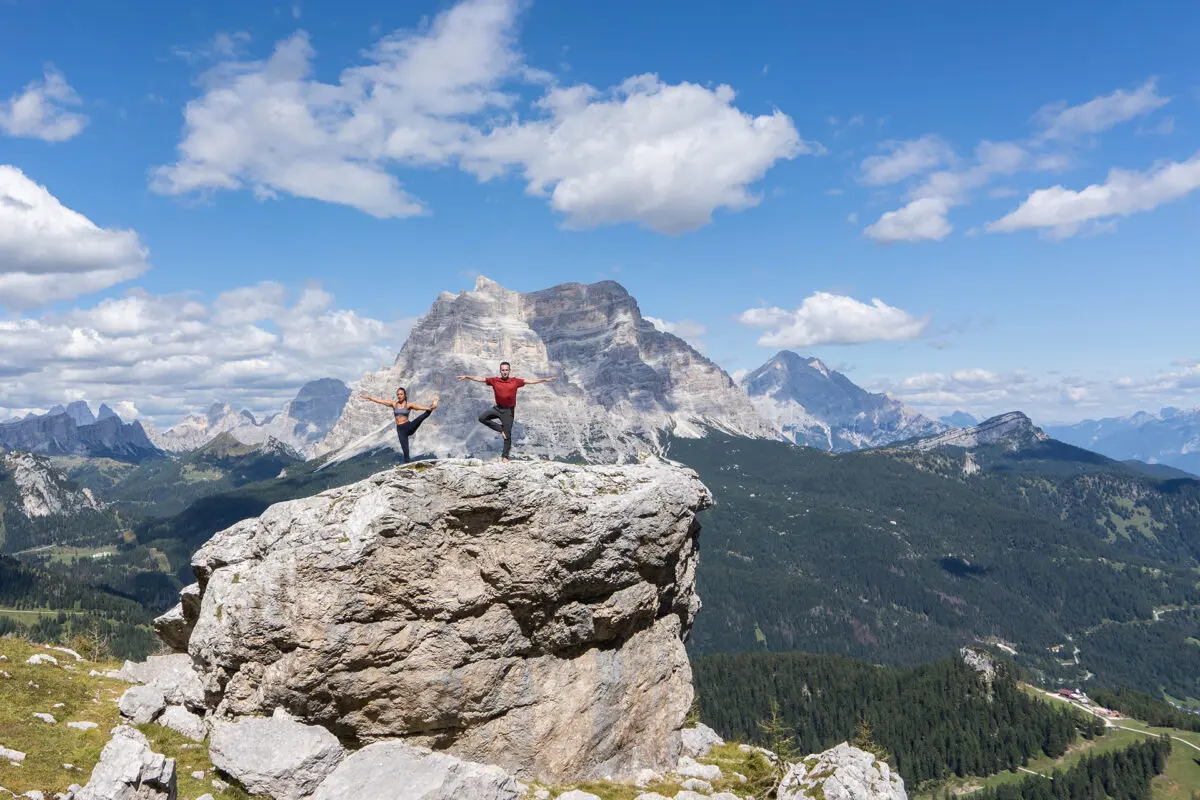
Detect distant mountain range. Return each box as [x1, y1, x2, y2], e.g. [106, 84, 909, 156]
[741, 350, 947, 451]
[1046, 407, 1200, 476]
[145, 378, 351, 456]
[0, 404, 158, 462]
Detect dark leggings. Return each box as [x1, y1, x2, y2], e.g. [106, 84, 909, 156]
[395, 410, 432, 463]
[478, 406, 515, 458]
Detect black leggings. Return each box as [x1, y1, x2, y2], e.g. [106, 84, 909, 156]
[395, 410, 432, 463]
[478, 406, 515, 458]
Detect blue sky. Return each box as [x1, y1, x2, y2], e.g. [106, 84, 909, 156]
[1, 0, 1198, 426]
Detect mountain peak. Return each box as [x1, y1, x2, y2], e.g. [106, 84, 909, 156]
[743, 350, 946, 451]
[96, 403, 119, 422]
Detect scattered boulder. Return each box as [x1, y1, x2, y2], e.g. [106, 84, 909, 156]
[31, 713, 56, 724]
[777, 742, 907, 800]
[117, 685, 166, 725]
[680, 777, 713, 792]
[47, 647, 83, 662]
[181, 459, 711, 783]
[156, 706, 206, 742]
[309, 740, 521, 800]
[26, 655, 57, 666]
[116, 654, 204, 711]
[557, 792, 602, 800]
[680, 722, 724, 758]
[208, 708, 344, 800]
[632, 767, 662, 787]
[675, 755, 722, 781]
[70, 726, 176, 800]
[66, 722, 98, 732]
[0, 747, 26, 762]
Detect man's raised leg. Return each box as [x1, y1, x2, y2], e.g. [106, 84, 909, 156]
[478, 406, 504, 435]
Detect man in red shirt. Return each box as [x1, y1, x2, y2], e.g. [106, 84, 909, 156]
[457, 361, 556, 461]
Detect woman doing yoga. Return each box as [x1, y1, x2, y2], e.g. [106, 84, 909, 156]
[357, 387, 439, 463]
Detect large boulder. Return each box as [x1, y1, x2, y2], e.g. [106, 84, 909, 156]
[309, 741, 521, 800]
[116, 654, 204, 711]
[777, 743, 907, 800]
[70, 726, 176, 800]
[181, 458, 711, 783]
[209, 708, 344, 800]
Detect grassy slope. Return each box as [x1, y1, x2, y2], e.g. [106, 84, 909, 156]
[0, 636, 253, 799]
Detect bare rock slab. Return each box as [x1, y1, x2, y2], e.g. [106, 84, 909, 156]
[310, 741, 521, 800]
[208, 708, 344, 800]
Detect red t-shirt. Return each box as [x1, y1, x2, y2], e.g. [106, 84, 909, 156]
[485, 377, 526, 407]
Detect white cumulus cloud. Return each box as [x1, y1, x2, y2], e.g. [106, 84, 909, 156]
[0, 165, 150, 308]
[0, 66, 89, 142]
[644, 316, 706, 350]
[0, 284, 417, 426]
[1036, 79, 1170, 141]
[987, 150, 1200, 237]
[737, 292, 929, 348]
[151, 0, 809, 233]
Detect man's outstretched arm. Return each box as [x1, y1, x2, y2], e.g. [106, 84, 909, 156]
[456, 375, 487, 382]
[525, 377, 557, 386]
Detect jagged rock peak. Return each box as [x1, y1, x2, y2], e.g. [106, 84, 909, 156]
[1, 450, 102, 518]
[898, 411, 1047, 453]
[167, 457, 712, 784]
[742, 349, 946, 452]
[317, 276, 778, 462]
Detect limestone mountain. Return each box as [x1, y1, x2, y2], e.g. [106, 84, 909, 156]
[147, 379, 351, 457]
[940, 410, 979, 428]
[317, 276, 779, 462]
[895, 411, 1048, 453]
[741, 350, 945, 451]
[1047, 406, 1200, 476]
[0, 407, 159, 463]
[0, 449, 122, 554]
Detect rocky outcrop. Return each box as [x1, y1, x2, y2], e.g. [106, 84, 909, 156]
[68, 726, 176, 800]
[316, 276, 778, 464]
[0, 411, 159, 462]
[153, 584, 200, 654]
[680, 723, 725, 759]
[742, 350, 946, 451]
[896, 411, 1048, 453]
[0, 451, 102, 519]
[777, 743, 906, 800]
[170, 457, 711, 784]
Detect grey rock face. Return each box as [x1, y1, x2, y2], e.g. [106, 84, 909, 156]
[743, 351, 946, 451]
[777, 742, 906, 800]
[309, 741, 521, 800]
[153, 584, 201, 654]
[179, 457, 711, 783]
[316, 276, 777, 464]
[71, 726, 176, 800]
[0, 412, 158, 462]
[117, 686, 166, 725]
[208, 709, 344, 800]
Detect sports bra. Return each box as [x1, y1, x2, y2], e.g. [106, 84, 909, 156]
[393, 402, 410, 422]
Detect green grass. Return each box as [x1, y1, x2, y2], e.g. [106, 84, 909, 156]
[0, 607, 80, 623]
[0, 636, 254, 799]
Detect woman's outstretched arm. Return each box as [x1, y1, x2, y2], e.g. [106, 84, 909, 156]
[358, 394, 392, 406]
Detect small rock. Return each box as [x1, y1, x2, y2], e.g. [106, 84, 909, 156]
[0, 747, 27, 762]
[63, 763, 74, 770]
[633, 794, 671, 800]
[731, 771, 747, 783]
[210, 778, 229, 791]
[557, 792, 602, 800]
[676, 755, 722, 781]
[533, 790, 551, 800]
[118, 685, 166, 724]
[1, 670, 10, 678]
[681, 723, 725, 759]
[1, 654, 7, 660]
[32, 713, 57, 724]
[52, 703, 65, 709]
[88, 670, 102, 677]
[191, 770, 205, 780]
[23, 790, 45, 800]
[680, 778, 713, 793]
[672, 792, 709, 800]
[196, 795, 215, 800]
[633, 767, 663, 787]
[67, 721, 99, 731]
[47, 647, 84, 662]
[26, 654, 58, 666]
[710, 795, 744, 800]
[156, 705, 206, 742]
[26, 681, 39, 689]
[72, 725, 175, 800]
